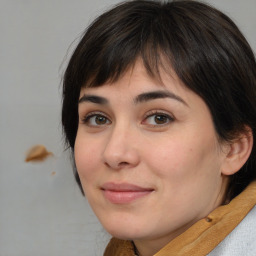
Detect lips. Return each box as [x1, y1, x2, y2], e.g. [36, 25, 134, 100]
[101, 182, 154, 204]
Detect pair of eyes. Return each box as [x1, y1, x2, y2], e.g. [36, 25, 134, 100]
[82, 111, 174, 127]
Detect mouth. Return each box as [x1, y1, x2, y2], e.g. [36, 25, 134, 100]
[101, 182, 154, 204]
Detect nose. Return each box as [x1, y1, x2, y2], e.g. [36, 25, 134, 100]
[102, 124, 140, 170]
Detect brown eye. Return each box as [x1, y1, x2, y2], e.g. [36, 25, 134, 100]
[95, 116, 108, 125]
[143, 113, 174, 126]
[83, 113, 111, 126]
[154, 115, 168, 124]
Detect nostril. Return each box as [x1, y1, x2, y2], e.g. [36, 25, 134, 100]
[104, 162, 111, 168]
[118, 162, 129, 167]
[104, 161, 130, 169]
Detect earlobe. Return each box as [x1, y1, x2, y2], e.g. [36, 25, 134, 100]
[221, 128, 253, 176]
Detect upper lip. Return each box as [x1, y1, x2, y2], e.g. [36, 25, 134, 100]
[101, 182, 154, 192]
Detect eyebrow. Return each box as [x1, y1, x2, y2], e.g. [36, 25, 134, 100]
[134, 90, 188, 106]
[78, 90, 188, 106]
[78, 95, 108, 105]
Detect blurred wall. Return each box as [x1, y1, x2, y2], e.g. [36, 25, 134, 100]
[0, 0, 255, 255]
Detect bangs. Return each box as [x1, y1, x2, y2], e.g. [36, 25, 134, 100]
[79, 12, 174, 88]
[85, 46, 172, 89]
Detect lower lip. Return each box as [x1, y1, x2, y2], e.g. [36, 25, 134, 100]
[102, 190, 153, 204]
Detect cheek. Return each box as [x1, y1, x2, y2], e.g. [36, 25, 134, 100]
[143, 137, 193, 178]
[144, 133, 220, 183]
[74, 135, 101, 184]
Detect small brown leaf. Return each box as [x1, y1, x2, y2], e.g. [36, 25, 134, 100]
[25, 145, 53, 162]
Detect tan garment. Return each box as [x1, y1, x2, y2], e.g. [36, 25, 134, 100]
[104, 181, 256, 256]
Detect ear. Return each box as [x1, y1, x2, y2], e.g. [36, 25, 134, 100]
[221, 127, 253, 176]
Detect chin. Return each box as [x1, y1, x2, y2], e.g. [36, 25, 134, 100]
[101, 218, 146, 240]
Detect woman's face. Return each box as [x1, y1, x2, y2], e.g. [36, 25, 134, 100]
[75, 61, 228, 249]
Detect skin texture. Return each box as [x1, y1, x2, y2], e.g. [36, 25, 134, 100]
[75, 61, 230, 256]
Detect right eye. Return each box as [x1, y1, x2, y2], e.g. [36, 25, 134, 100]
[82, 113, 111, 127]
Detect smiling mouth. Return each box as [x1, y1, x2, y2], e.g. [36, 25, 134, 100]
[101, 183, 154, 204]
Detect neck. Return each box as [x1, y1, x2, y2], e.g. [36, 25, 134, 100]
[133, 227, 190, 256]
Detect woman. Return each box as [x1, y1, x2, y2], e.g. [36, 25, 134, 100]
[62, 0, 256, 255]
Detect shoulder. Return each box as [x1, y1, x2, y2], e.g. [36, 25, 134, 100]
[208, 206, 256, 256]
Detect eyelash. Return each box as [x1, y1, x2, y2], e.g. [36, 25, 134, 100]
[81, 110, 174, 127]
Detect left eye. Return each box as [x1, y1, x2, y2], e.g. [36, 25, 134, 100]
[144, 113, 173, 125]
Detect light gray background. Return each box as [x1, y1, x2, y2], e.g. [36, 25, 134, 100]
[0, 0, 255, 256]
